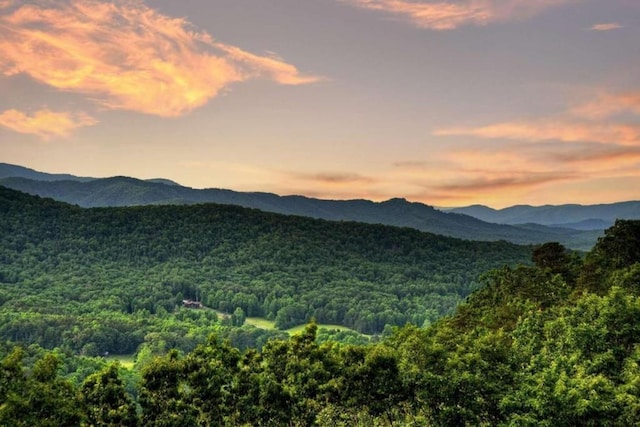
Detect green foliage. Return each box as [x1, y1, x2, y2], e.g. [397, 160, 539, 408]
[532, 241, 581, 284]
[0, 350, 83, 427]
[579, 219, 640, 293]
[0, 185, 531, 357]
[503, 287, 640, 425]
[4, 187, 640, 425]
[80, 363, 138, 426]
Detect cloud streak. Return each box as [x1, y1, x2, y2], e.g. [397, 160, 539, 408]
[426, 88, 640, 205]
[339, 0, 576, 30]
[588, 22, 623, 31]
[435, 120, 640, 145]
[0, 109, 97, 139]
[288, 171, 377, 186]
[570, 92, 640, 120]
[0, 0, 321, 117]
[436, 89, 640, 146]
[433, 171, 576, 193]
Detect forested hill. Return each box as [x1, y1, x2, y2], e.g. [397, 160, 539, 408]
[0, 173, 600, 249]
[2, 193, 640, 425]
[0, 185, 532, 352]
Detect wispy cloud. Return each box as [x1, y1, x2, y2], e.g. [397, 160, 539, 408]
[570, 91, 640, 119]
[436, 88, 640, 146]
[269, 170, 382, 199]
[588, 22, 623, 31]
[0, 0, 321, 118]
[0, 109, 97, 139]
[338, 0, 576, 30]
[434, 171, 576, 193]
[540, 142, 640, 165]
[527, 144, 640, 187]
[427, 150, 576, 193]
[427, 88, 640, 205]
[435, 120, 640, 145]
[288, 171, 376, 185]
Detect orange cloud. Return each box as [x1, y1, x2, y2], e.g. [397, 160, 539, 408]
[214, 46, 325, 86]
[571, 91, 640, 120]
[288, 171, 377, 186]
[0, 0, 321, 117]
[435, 120, 640, 145]
[435, 89, 640, 152]
[433, 171, 576, 194]
[588, 22, 623, 31]
[0, 109, 97, 139]
[339, 0, 576, 30]
[428, 149, 573, 192]
[539, 142, 640, 164]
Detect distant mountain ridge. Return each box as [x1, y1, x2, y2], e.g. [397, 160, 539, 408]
[0, 162, 96, 182]
[447, 202, 640, 229]
[0, 163, 603, 250]
[0, 163, 179, 186]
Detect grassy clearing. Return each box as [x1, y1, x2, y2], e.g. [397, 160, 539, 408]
[286, 324, 354, 335]
[245, 317, 276, 329]
[232, 314, 365, 337]
[104, 354, 135, 369]
[213, 309, 230, 320]
[244, 316, 360, 336]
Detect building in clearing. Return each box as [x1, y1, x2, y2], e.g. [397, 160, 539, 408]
[182, 299, 203, 309]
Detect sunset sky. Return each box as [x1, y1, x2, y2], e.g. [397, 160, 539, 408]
[1, 0, 639, 208]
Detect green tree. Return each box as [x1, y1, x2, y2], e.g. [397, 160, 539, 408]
[80, 363, 138, 427]
[231, 307, 245, 327]
[0, 351, 82, 427]
[138, 350, 198, 427]
[532, 241, 579, 284]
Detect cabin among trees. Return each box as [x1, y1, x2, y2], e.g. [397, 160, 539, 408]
[182, 299, 203, 309]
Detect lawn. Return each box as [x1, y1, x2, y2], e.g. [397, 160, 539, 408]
[244, 316, 359, 335]
[245, 316, 277, 329]
[104, 354, 136, 369]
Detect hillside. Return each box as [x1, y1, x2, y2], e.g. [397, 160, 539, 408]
[0, 168, 601, 250]
[2, 199, 639, 425]
[0, 185, 532, 354]
[448, 201, 640, 229]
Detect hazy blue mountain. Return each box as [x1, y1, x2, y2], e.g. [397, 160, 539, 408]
[0, 173, 601, 250]
[0, 163, 179, 186]
[0, 162, 96, 182]
[447, 202, 640, 229]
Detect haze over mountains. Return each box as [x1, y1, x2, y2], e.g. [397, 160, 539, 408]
[3, 162, 638, 250]
[447, 204, 640, 230]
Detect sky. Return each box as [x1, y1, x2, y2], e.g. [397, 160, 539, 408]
[1, 0, 639, 208]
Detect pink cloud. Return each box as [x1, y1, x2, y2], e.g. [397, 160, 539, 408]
[339, 0, 576, 30]
[0, 0, 321, 117]
[0, 109, 97, 139]
[588, 22, 623, 31]
[288, 171, 377, 185]
[435, 120, 640, 145]
[433, 171, 576, 193]
[571, 91, 640, 120]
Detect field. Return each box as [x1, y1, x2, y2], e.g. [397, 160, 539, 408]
[104, 354, 136, 369]
[245, 316, 362, 335]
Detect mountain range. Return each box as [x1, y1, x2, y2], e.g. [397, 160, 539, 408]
[1, 162, 629, 250]
[446, 203, 640, 229]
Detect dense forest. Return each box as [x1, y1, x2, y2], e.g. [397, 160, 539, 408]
[0, 185, 531, 356]
[2, 198, 640, 424]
